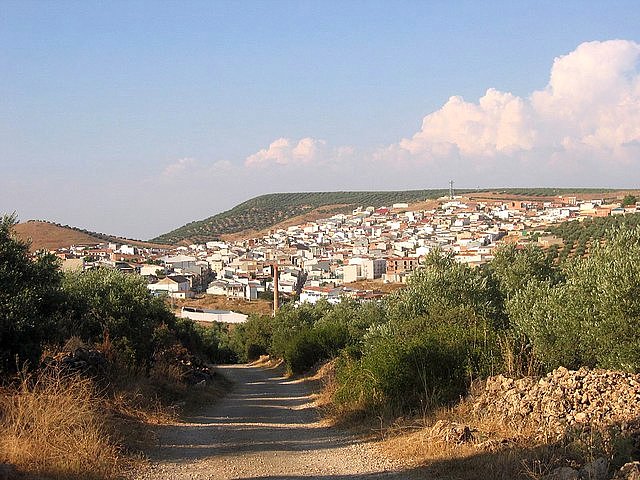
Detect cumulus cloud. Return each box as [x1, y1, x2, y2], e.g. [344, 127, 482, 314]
[395, 40, 640, 166]
[244, 137, 327, 167]
[243, 40, 640, 187]
[399, 89, 536, 158]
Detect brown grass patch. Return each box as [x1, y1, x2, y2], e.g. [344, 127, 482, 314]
[13, 221, 171, 252]
[0, 361, 231, 480]
[0, 369, 120, 479]
[14, 221, 103, 252]
[377, 397, 634, 479]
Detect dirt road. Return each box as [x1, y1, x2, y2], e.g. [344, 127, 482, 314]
[133, 364, 424, 479]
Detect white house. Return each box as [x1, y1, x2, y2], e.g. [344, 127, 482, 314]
[300, 286, 342, 304]
[147, 275, 193, 298]
[160, 254, 197, 270]
[139, 264, 165, 277]
[119, 245, 138, 256]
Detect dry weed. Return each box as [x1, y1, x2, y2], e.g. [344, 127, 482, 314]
[0, 368, 120, 479]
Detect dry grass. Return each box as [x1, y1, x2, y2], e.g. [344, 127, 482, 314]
[379, 401, 540, 479]
[0, 369, 120, 479]
[14, 221, 104, 252]
[376, 395, 634, 480]
[13, 221, 171, 252]
[0, 360, 230, 480]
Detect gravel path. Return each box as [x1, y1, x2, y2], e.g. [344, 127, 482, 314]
[132, 363, 425, 479]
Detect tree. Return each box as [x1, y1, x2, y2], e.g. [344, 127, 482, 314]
[489, 243, 557, 300]
[386, 249, 503, 327]
[622, 194, 637, 207]
[0, 214, 63, 373]
[61, 268, 175, 366]
[508, 226, 640, 372]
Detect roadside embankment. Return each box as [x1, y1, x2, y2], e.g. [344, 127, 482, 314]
[376, 367, 640, 480]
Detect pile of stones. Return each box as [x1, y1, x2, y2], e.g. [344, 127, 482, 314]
[43, 347, 109, 378]
[473, 366, 640, 439]
[153, 344, 215, 385]
[471, 367, 640, 480]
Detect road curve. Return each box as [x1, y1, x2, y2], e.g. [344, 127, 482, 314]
[132, 363, 424, 480]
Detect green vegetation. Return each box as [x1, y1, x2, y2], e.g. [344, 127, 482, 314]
[227, 223, 640, 419]
[547, 212, 640, 259]
[0, 213, 222, 375]
[152, 188, 615, 244]
[622, 194, 638, 206]
[1, 213, 237, 478]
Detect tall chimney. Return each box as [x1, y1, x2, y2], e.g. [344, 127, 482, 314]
[273, 263, 279, 316]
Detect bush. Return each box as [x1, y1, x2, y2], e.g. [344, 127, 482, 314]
[281, 319, 352, 374]
[284, 330, 328, 374]
[334, 307, 500, 415]
[59, 268, 177, 368]
[270, 301, 331, 360]
[239, 315, 273, 361]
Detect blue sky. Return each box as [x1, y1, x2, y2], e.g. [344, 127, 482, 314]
[2, 1, 640, 238]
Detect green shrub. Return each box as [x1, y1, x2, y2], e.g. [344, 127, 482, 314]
[334, 308, 500, 415]
[284, 330, 327, 374]
[241, 315, 273, 361]
[61, 268, 175, 367]
[270, 301, 330, 359]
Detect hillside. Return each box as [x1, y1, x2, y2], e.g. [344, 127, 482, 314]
[545, 211, 640, 261]
[14, 221, 170, 252]
[152, 188, 618, 244]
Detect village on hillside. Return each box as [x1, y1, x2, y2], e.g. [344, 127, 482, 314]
[40, 193, 638, 322]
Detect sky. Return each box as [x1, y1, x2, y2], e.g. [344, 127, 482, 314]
[1, 1, 640, 239]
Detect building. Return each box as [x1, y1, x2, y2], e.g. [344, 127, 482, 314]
[180, 307, 247, 324]
[383, 256, 421, 283]
[147, 275, 193, 298]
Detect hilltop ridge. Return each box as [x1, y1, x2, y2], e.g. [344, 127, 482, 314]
[151, 188, 618, 245]
[13, 220, 170, 252]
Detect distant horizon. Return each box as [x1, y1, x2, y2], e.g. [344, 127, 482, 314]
[2, 1, 639, 238]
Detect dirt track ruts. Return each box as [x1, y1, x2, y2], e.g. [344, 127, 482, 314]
[132, 363, 425, 479]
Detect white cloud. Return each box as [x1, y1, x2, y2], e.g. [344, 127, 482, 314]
[244, 137, 327, 167]
[394, 40, 640, 166]
[243, 40, 640, 186]
[399, 89, 535, 158]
